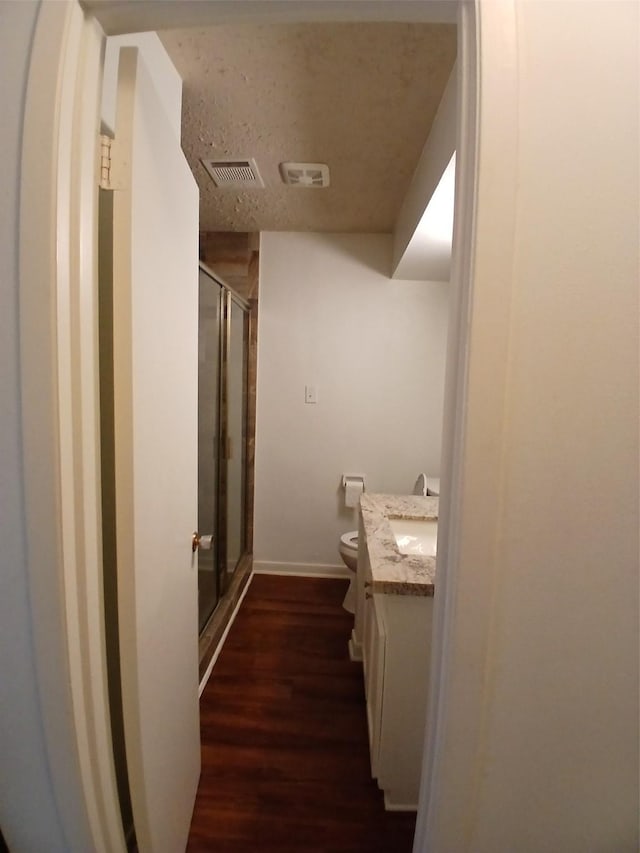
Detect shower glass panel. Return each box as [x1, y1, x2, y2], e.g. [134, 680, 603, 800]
[225, 295, 248, 581]
[197, 263, 250, 635]
[197, 269, 222, 634]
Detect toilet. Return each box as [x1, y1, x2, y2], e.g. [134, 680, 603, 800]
[338, 530, 360, 574]
[338, 473, 440, 613]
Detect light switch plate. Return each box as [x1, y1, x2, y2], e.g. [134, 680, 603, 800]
[305, 385, 318, 404]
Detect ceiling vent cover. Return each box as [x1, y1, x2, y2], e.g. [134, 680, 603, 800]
[279, 162, 330, 188]
[201, 157, 265, 188]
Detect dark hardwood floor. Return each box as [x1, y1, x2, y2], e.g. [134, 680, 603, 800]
[187, 574, 416, 852]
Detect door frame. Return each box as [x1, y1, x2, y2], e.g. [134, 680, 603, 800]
[197, 261, 252, 623]
[19, 2, 125, 849]
[18, 1, 491, 850]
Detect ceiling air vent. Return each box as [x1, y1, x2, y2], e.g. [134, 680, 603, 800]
[201, 157, 265, 188]
[279, 162, 330, 188]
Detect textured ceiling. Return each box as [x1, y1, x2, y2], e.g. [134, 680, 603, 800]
[159, 23, 456, 233]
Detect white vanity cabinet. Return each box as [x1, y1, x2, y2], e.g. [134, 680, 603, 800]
[349, 494, 438, 811]
[356, 505, 435, 811]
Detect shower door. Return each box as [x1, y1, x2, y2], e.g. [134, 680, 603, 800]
[198, 265, 250, 633]
[197, 269, 222, 633]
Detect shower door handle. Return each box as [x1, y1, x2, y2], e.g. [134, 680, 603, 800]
[192, 532, 214, 552]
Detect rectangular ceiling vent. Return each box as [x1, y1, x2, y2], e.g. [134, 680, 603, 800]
[279, 162, 330, 188]
[201, 157, 264, 188]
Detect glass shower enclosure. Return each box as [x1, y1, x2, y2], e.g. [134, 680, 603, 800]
[197, 263, 249, 634]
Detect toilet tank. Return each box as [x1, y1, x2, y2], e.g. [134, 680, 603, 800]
[413, 473, 427, 496]
[413, 473, 440, 496]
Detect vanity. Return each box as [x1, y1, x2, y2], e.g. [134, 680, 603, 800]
[350, 493, 438, 811]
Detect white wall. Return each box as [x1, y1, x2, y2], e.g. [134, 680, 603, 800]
[420, 2, 639, 851]
[0, 2, 73, 849]
[392, 63, 457, 280]
[254, 232, 449, 571]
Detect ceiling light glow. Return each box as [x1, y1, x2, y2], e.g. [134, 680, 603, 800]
[414, 152, 456, 247]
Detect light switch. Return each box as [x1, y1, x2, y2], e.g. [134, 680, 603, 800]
[305, 385, 318, 404]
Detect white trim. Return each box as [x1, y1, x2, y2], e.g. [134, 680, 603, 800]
[349, 631, 363, 663]
[198, 573, 255, 698]
[413, 5, 480, 848]
[415, 1, 521, 849]
[63, 14, 126, 850]
[15, 3, 472, 850]
[383, 794, 418, 813]
[20, 3, 124, 849]
[84, 0, 458, 33]
[253, 560, 350, 579]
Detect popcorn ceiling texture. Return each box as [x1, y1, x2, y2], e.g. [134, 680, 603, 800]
[160, 23, 456, 233]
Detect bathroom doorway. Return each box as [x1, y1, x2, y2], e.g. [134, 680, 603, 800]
[197, 263, 250, 636]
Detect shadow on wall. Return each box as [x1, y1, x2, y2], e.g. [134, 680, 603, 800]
[321, 231, 451, 281]
[325, 231, 394, 276]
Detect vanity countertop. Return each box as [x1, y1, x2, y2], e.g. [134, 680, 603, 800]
[360, 493, 438, 597]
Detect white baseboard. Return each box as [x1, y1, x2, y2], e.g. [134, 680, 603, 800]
[349, 631, 362, 662]
[383, 792, 418, 812]
[253, 560, 350, 579]
[198, 573, 253, 698]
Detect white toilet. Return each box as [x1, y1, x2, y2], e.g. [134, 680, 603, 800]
[338, 473, 440, 613]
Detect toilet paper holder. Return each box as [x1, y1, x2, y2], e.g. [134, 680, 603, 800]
[342, 474, 365, 508]
[342, 474, 365, 490]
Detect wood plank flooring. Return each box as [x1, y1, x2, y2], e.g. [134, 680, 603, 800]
[187, 574, 417, 852]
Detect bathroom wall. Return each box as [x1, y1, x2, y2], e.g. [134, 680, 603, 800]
[254, 232, 449, 572]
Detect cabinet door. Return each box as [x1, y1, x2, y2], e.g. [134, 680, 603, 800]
[363, 593, 386, 778]
[377, 594, 433, 808]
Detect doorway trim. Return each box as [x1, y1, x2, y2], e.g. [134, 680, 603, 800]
[19, 1, 125, 849]
[414, 1, 481, 846]
[19, 1, 483, 849]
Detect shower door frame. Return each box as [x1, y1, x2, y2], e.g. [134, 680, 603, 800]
[198, 262, 251, 637]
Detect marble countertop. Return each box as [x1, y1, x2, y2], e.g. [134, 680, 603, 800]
[360, 493, 438, 597]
